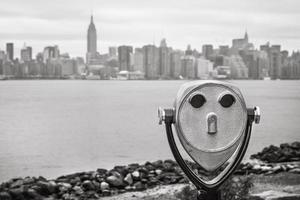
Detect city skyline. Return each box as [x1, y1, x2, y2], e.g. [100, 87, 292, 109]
[0, 0, 299, 58]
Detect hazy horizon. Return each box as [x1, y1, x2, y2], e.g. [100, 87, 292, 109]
[0, 0, 299, 58]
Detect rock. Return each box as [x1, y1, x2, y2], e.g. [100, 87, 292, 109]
[92, 180, 100, 189]
[124, 173, 133, 185]
[272, 165, 282, 173]
[82, 180, 94, 191]
[289, 168, 300, 174]
[125, 186, 133, 191]
[145, 162, 155, 171]
[70, 176, 81, 186]
[102, 189, 111, 196]
[251, 142, 300, 163]
[100, 181, 110, 191]
[133, 181, 146, 191]
[80, 174, 91, 182]
[141, 178, 148, 184]
[281, 165, 288, 172]
[58, 182, 72, 189]
[163, 161, 174, 172]
[291, 141, 300, 149]
[280, 143, 290, 149]
[62, 193, 71, 199]
[36, 180, 56, 195]
[159, 172, 180, 184]
[10, 179, 24, 188]
[127, 163, 140, 173]
[155, 169, 163, 175]
[286, 164, 296, 170]
[0, 192, 11, 200]
[260, 166, 273, 172]
[57, 182, 72, 193]
[24, 188, 42, 199]
[132, 171, 140, 180]
[106, 172, 124, 187]
[253, 164, 262, 170]
[148, 177, 159, 186]
[23, 177, 35, 185]
[114, 166, 128, 177]
[9, 187, 25, 200]
[73, 185, 84, 195]
[251, 190, 300, 200]
[97, 168, 108, 175]
[152, 160, 163, 168]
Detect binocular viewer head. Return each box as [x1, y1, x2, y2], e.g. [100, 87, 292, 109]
[159, 80, 260, 190]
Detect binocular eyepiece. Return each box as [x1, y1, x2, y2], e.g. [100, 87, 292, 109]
[159, 80, 260, 199]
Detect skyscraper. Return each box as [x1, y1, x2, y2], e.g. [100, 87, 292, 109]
[181, 45, 196, 79]
[6, 43, 14, 61]
[87, 15, 97, 54]
[232, 31, 253, 51]
[142, 45, 159, 79]
[43, 46, 59, 63]
[86, 15, 98, 64]
[159, 38, 171, 78]
[202, 44, 213, 59]
[21, 44, 32, 62]
[118, 46, 133, 71]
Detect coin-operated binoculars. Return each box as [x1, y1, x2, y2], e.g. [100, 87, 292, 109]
[158, 81, 260, 200]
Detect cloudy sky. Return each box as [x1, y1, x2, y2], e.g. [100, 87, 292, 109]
[0, 0, 299, 58]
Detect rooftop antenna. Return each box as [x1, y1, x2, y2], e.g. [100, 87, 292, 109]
[90, 0, 94, 20]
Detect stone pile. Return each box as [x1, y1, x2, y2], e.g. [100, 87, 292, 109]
[250, 142, 300, 163]
[0, 142, 299, 200]
[235, 161, 300, 175]
[0, 160, 187, 200]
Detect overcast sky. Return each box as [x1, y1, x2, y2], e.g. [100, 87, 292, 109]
[0, 0, 299, 58]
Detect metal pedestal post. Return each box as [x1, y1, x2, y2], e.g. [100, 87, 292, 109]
[197, 189, 221, 200]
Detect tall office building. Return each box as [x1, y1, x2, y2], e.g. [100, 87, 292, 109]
[232, 31, 254, 52]
[142, 45, 159, 79]
[43, 46, 59, 63]
[269, 46, 282, 79]
[196, 58, 213, 79]
[21, 45, 32, 62]
[219, 45, 230, 56]
[133, 48, 144, 72]
[109, 47, 117, 57]
[170, 50, 184, 78]
[0, 50, 6, 60]
[86, 15, 100, 64]
[87, 15, 97, 54]
[118, 46, 133, 71]
[260, 43, 282, 79]
[223, 55, 248, 79]
[240, 50, 265, 80]
[159, 38, 171, 78]
[202, 44, 213, 59]
[6, 43, 14, 61]
[181, 45, 196, 79]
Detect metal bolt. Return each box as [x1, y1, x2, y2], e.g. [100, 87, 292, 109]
[254, 106, 260, 124]
[158, 107, 165, 125]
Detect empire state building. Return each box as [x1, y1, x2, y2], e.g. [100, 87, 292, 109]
[86, 15, 98, 64]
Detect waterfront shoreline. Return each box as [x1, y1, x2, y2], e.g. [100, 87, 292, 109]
[0, 142, 299, 200]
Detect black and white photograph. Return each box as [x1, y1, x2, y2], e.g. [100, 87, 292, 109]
[0, 0, 299, 199]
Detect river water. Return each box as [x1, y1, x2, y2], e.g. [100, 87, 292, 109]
[0, 80, 299, 182]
